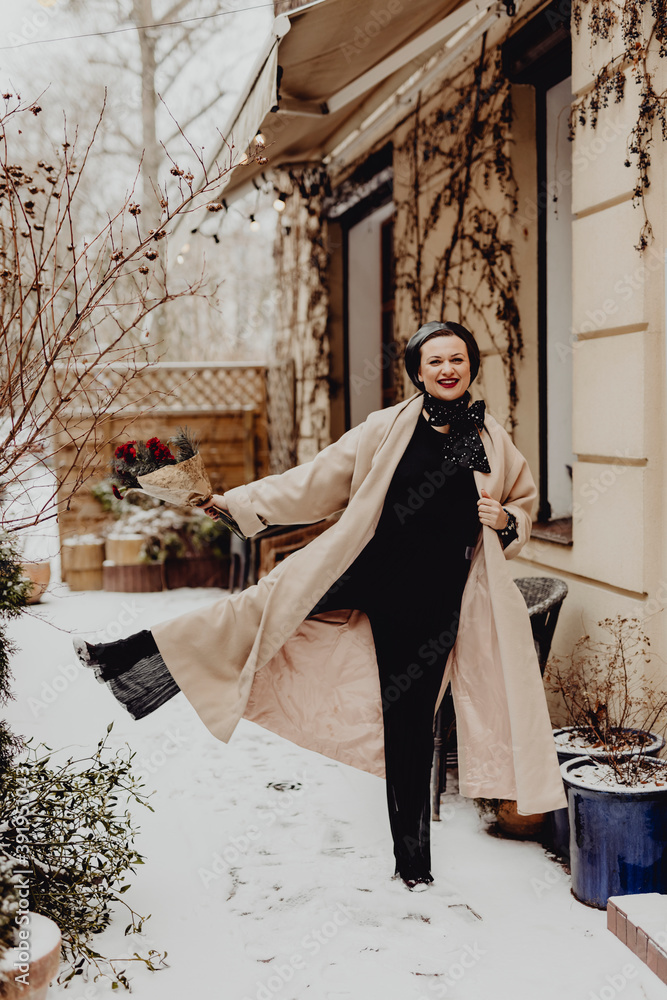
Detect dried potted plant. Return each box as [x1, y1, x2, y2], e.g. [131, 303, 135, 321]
[545, 616, 667, 763]
[545, 616, 667, 907]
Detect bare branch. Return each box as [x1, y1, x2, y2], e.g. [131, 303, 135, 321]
[0, 94, 258, 532]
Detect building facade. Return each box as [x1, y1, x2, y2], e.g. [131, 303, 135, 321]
[225, 0, 667, 698]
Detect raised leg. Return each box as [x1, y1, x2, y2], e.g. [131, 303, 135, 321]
[74, 630, 179, 719]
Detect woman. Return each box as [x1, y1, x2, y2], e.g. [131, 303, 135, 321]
[75, 321, 567, 890]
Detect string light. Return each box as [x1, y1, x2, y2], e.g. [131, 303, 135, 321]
[255, 131, 266, 147]
[249, 214, 260, 231]
[273, 193, 287, 212]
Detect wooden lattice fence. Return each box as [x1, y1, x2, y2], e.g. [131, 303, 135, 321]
[53, 362, 295, 543]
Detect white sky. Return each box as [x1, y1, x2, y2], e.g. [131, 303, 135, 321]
[0, 0, 280, 362]
[0, 1, 274, 157]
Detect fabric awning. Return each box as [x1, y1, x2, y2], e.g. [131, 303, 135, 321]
[220, 0, 499, 197]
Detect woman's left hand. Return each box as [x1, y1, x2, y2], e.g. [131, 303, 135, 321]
[477, 488, 509, 531]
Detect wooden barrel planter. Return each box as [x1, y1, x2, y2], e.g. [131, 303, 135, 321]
[61, 539, 105, 591]
[102, 561, 164, 593]
[105, 535, 146, 566]
[103, 536, 163, 592]
[164, 555, 229, 590]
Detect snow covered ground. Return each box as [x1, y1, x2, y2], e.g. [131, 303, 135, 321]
[5, 582, 667, 1000]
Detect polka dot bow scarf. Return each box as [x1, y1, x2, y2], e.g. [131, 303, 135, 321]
[421, 391, 491, 474]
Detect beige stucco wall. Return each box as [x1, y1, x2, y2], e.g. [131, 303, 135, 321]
[515, 18, 667, 690]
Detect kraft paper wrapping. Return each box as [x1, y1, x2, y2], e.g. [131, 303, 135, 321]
[127, 452, 213, 507]
[124, 452, 246, 538]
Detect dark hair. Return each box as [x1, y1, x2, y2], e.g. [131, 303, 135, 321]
[403, 321, 481, 390]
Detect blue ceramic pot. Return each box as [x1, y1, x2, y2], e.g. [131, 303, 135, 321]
[561, 755, 667, 909]
[548, 728, 665, 861]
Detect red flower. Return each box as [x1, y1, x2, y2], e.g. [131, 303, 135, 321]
[114, 440, 137, 462]
[146, 437, 175, 463]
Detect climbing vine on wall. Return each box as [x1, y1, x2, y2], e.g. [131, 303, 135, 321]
[273, 166, 332, 462]
[394, 40, 524, 427]
[570, 0, 667, 251]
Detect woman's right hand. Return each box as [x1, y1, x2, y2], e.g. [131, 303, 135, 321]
[200, 494, 229, 519]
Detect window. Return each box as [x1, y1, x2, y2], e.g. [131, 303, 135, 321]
[346, 200, 395, 426]
[503, 0, 573, 542]
[380, 216, 397, 409]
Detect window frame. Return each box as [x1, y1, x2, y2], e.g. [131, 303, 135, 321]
[503, 2, 573, 541]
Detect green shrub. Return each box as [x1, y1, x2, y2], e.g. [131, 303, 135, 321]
[0, 533, 31, 773]
[0, 726, 167, 989]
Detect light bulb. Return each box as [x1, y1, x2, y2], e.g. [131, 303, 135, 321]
[273, 193, 287, 212]
[249, 214, 260, 232]
[255, 131, 266, 147]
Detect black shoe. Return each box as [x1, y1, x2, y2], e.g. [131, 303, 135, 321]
[73, 630, 160, 682]
[392, 870, 434, 892]
[73, 631, 179, 720]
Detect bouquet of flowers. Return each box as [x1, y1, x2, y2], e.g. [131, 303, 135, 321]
[110, 428, 246, 539]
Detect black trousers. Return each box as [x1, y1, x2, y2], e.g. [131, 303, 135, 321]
[309, 572, 462, 882]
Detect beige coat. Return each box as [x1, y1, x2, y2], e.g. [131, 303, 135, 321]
[153, 393, 567, 815]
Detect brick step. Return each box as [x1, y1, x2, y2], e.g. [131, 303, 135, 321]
[608, 894, 667, 984]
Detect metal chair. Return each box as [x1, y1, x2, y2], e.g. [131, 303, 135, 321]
[431, 575, 568, 819]
[229, 533, 251, 593]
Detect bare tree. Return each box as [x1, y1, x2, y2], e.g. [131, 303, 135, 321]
[58, 0, 247, 216]
[0, 92, 241, 532]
